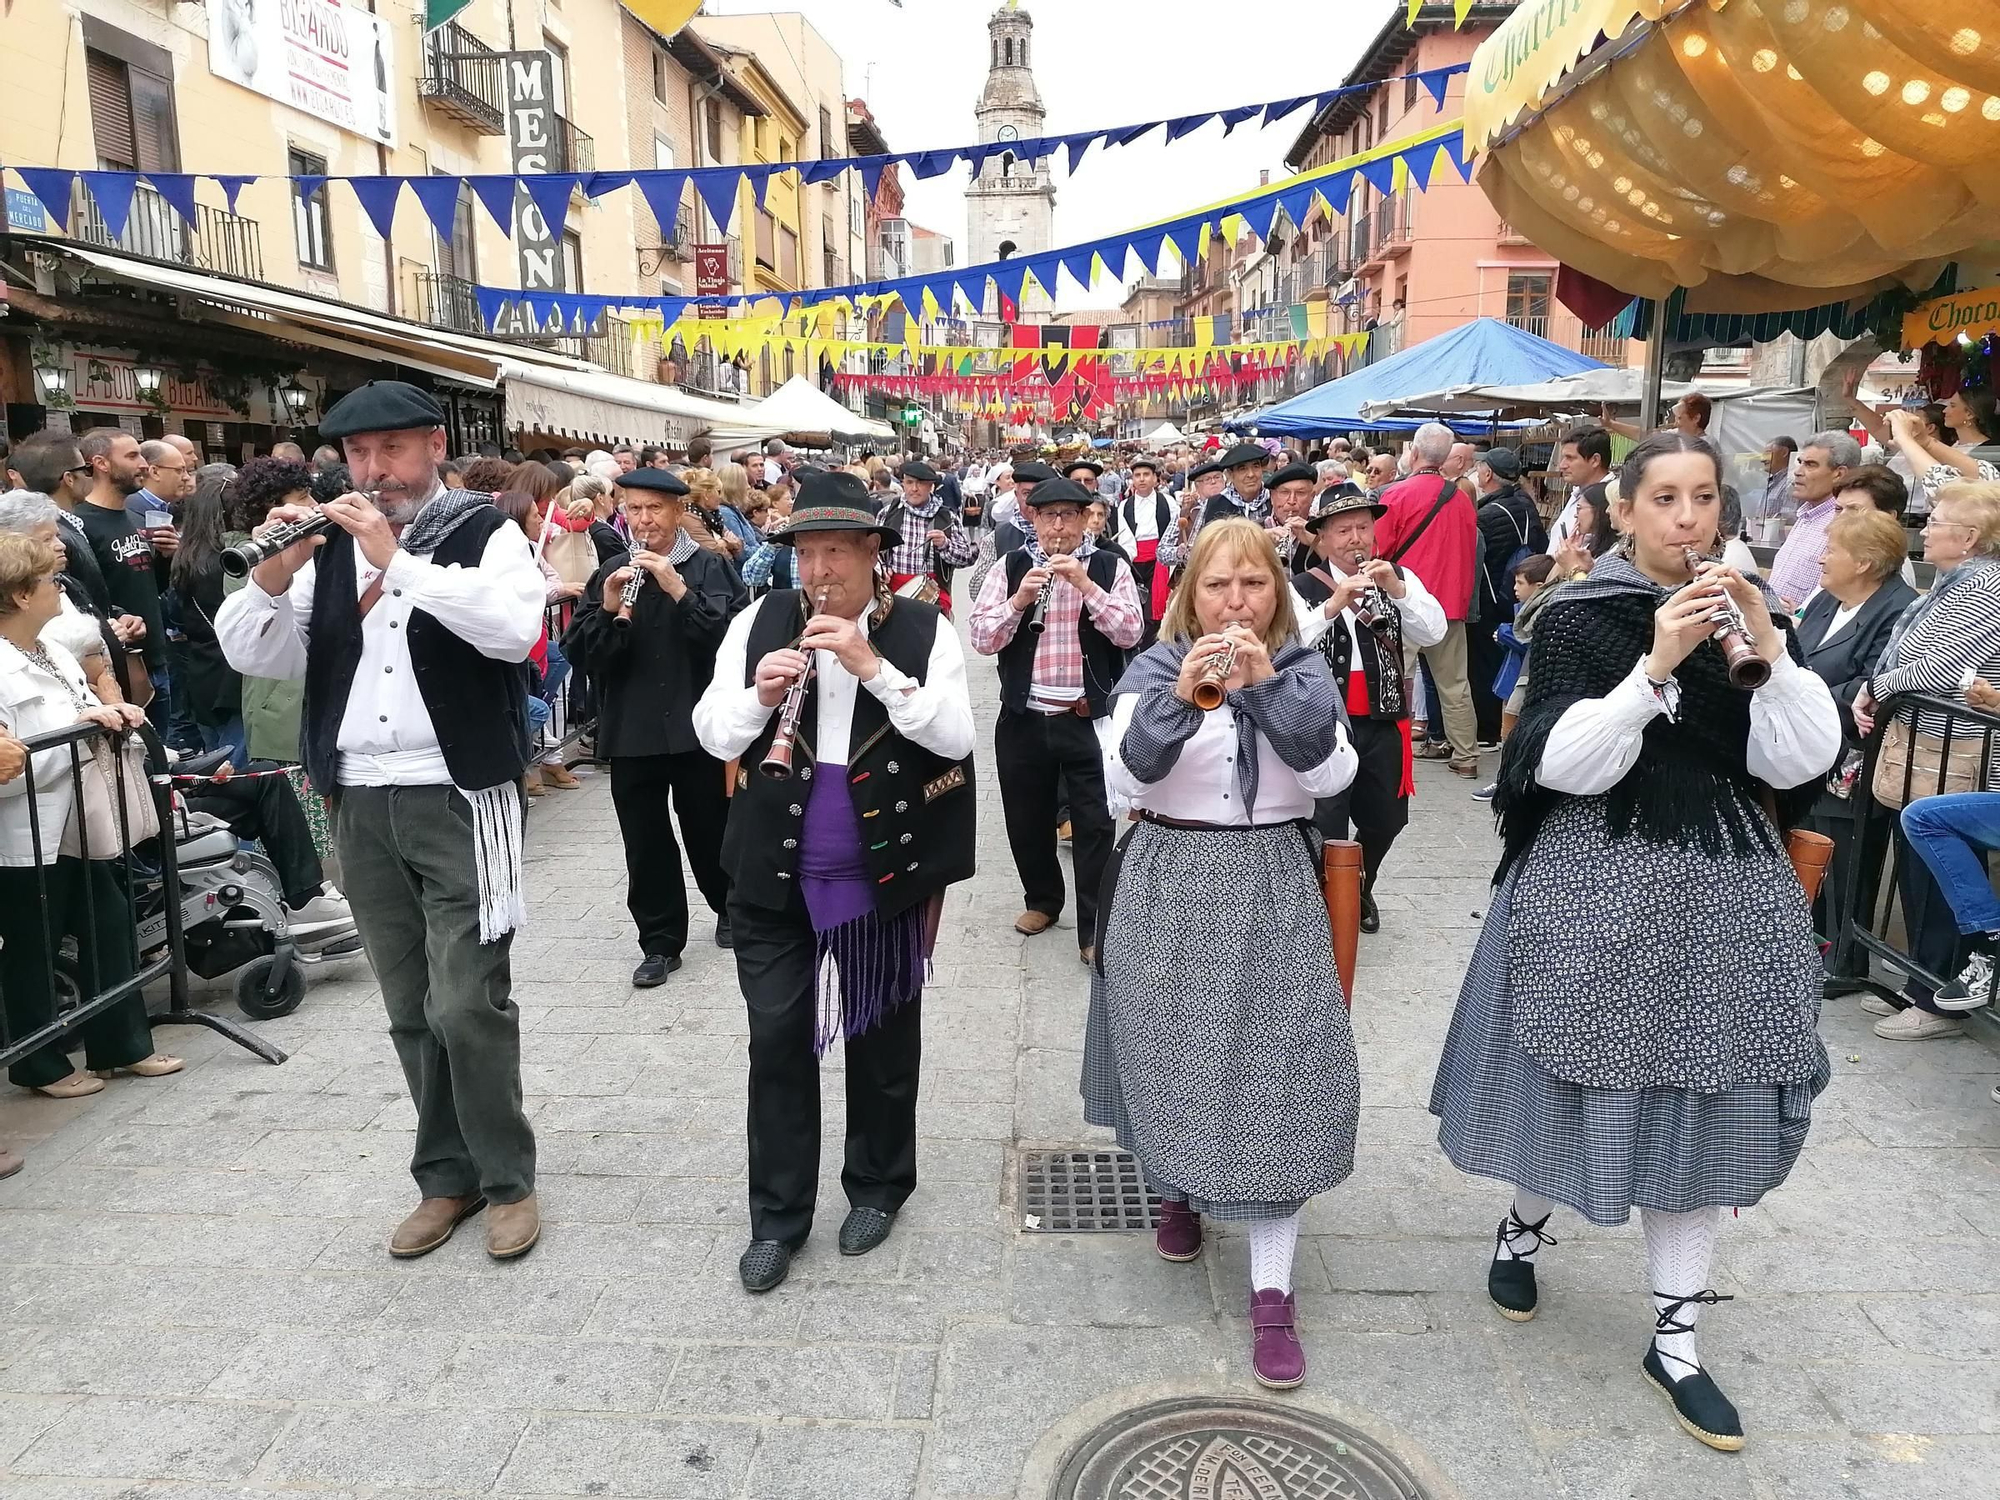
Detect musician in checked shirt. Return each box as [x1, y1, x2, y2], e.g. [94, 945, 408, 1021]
[970, 478, 1145, 964]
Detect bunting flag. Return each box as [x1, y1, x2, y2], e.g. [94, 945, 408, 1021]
[2, 64, 1466, 245]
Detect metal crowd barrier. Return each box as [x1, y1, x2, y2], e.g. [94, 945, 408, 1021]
[534, 599, 596, 767]
[0, 721, 285, 1076]
[1829, 692, 2000, 1030]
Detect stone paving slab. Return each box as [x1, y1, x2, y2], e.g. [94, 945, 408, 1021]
[3, 624, 1999, 1499]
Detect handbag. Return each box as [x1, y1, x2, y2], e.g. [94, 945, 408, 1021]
[60, 730, 159, 859]
[539, 514, 598, 589]
[1870, 717, 1988, 809]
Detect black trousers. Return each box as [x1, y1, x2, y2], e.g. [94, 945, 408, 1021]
[994, 707, 1113, 949]
[609, 751, 731, 958]
[185, 763, 324, 907]
[1314, 716, 1410, 890]
[730, 891, 922, 1244]
[1467, 620, 1506, 743]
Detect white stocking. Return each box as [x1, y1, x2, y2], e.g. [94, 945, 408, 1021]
[1641, 1205, 1722, 1381]
[1496, 1187, 1558, 1262]
[1247, 1211, 1301, 1293]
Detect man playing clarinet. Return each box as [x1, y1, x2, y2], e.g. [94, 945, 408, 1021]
[1291, 488, 1447, 934]
[969, 477, 1144, 963]
[563, 467, 747, 987]
[693, 470, 976, 1294]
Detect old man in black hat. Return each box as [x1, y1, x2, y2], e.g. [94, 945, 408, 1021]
[562, 467, 747, 987]
[1266, 461, 1320, 574]
[1290, 486, 1447, 933]
[214, 379, 546, 1260]
[692, 470, 977, 1294]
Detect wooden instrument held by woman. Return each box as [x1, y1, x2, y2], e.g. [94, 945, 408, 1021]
[760, 588, 830, 781]
[1320, 838, 1364, 1006]
[1682, 546, 1770, 689]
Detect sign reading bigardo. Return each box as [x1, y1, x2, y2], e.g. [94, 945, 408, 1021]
[208, 0, 397, 146]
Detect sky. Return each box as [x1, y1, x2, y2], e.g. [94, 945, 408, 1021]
[702, 0, 1386, 308]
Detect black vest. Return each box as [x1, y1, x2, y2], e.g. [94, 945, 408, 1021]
[722, 591, 976, 917]
[996, 549, 1130, 720]
[302, 509, 528, 793]
[1294, 566, 1408, 720]
[1119, 491, 1173, 542]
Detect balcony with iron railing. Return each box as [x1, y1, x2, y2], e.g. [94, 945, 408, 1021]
[552, 315, 635, 378]
[406, 270, 485, 335]
[420, 22, 506, 135]
[552, 114, 595, 177]
[72, 182, 264, 284]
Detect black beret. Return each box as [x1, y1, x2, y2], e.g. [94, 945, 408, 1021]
[616, 468, 690, 496]
[1065, 457, 1105, 478]
[1024, 477, 1095, 511]
[1217, 442, 1271, 470]
[1188, 459, 1223, 480]
[1268, 462, 1318, 489]
[1012, 460, 1058, 484]
[316, 380, 447, 440]
[899, 460, 941, 484]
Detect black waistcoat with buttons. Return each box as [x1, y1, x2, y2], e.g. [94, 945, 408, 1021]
[722, 589, 977, 919]
[301, 508, 528, 794]
[995, 548, 1130, 720]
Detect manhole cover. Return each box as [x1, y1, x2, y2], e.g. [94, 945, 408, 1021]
[1018, 1149, 1159, 1232]
[1052, 1396, 1431, 1500]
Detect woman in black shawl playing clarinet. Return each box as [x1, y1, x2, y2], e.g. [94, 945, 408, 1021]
[1429, 432, 1842, 1453]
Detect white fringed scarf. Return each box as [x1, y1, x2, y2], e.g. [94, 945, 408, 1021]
[462, 779, 527, 943]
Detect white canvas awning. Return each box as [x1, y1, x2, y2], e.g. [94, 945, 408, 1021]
[498, 363, 757, 449]
[708, 376, 898, 448]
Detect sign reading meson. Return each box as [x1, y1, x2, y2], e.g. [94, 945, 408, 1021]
[209, 0, 397, 146]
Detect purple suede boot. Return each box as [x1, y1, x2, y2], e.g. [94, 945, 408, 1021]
[1154, 1198, 1203, 1262]
[1249, 1288, 1306, 1389]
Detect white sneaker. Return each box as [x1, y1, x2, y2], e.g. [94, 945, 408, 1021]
[288, 891, 353, 931]
[1872, 1006, 1965, 1041]
[1859, 993, 1897, 1016]
[1933, 951, 1996, 1013]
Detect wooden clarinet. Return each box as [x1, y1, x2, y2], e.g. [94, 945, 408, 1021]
[760, 587, 831, 780]
[1681, 546, 1770, 689]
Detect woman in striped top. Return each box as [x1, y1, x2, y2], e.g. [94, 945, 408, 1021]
[1856, 482, 2000, 1040]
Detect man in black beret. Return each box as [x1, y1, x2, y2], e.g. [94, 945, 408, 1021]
[693, 469, 977, 1293]
[1266, 461, 1319, 574]
[563, 466, 748, 987]
[1158, 457, 1232, 574]
[213, 379, 547, 1261]
[994, 459, 1056, 558]
[879, 459, 977, 614]
[969, 478, 1145, 963]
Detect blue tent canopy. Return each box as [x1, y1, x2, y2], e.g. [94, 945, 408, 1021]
[1242, 317, 1609, 437]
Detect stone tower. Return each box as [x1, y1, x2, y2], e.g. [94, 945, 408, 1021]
[965, 1, 1056, 317]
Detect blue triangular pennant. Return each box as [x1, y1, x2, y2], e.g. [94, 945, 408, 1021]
[910, 151, 956, 181]
[1262, 96, 1313, 126]
[1357, 154, 1398, 196]
[798, 158, 845, 187]
[1277, 187, 1317, 230]
[1401, 143, 1442, 192]
[1421, 68, 1451, 110]
[1440, 130, 1472, 181]
[750, 168, 774, 211]
[1111, 123, 1157, 147]
[583, 171, 632, 200]
[408, 176, 465, 242]
[474, 286, 510, 329]
[467, 174, 520, 232]
[81, 172, 138, 241]
[1128, 230, 1168, 276]
[1164, 115, 1209, 144]
[1062, 134, 1095, 174]
[1220, 106, 1261, 136]
[856, 161, 885, 209]
[962, 146, 992, 180]
[213, 175, 257, 215]
[693, 169, 742, 235]
[348, 176, 405, 240]
[1319, 168, 1357, 215]
[523, 174, 580, 238]
[16, 168, 77, 227]
[1058, 250, 1096, 293]
[144, 173, 199, 226]
[634, 172, 689, 235]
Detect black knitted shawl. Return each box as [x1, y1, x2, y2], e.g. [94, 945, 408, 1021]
[1491, 556, 1817, 883]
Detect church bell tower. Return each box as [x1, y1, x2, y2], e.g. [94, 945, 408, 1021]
[964, 1, 1056, 318]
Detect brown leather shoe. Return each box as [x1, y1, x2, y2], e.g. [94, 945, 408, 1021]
[486, 1194, 541, 1260]
[389, 1194, 485, 1258]
[1015, 910, 1056, 936]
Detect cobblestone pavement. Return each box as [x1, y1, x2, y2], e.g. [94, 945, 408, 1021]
[4, 632, 1999, 1500]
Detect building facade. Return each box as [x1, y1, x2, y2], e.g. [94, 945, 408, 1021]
[964, 2, 1055, 317]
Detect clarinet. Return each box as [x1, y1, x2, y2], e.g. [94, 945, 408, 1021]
[612, 547, 650, 630]
[1681, 546, 1771, 689]
[220, 487, 382, 578]
[760, 588, 831, 780]
[1026, 543, 1071, 636]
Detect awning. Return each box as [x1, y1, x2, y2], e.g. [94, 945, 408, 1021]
[1467, 0, 2000, 306]
[500, 363, 757, 448]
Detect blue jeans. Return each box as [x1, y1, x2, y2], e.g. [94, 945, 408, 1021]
[198, 715, 249, 768]
[1900, 793, 2000, 935]
[541, 638, 571, 703]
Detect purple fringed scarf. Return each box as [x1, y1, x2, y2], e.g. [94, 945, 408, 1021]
[798, 763, 930, 1054]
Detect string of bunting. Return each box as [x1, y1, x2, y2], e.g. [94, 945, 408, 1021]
[472, 123, 1469, 332]
[2, 65, 1466, 252]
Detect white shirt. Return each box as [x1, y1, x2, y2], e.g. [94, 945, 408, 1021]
[1290, 565, 1449, 664]
[1102, 692, 1356, 825]
[692, 594, 976, 766]
[1537, 652, 1841, 794]
[1115, 487, 1168, 551]
[0, 636, 91, 867]
[213, 523, 545, 786]
[1819, 600, 1864, 646]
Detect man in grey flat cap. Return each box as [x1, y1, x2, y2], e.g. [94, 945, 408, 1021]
[214, 380, 546, 1262]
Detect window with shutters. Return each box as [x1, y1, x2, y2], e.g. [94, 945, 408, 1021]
[289, 148, 334, 270]
[86, 47, 179, 174]
[819, 106, 837, 158]
[561, 232, 584, 293]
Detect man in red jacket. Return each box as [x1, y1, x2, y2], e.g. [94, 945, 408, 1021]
[1373, 422, 1481, 778]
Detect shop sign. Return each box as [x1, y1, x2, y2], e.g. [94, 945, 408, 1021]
[1902, 285, 2000, 349]
[6, 188, 48, 233]
[694, 244, 729, 319]
[62, 348, 267, 420]
[208, 0, 397, 146]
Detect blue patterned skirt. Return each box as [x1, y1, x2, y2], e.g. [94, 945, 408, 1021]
[1430, 845, 1829, 1226]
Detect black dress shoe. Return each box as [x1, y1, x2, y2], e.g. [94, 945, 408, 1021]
[738, 1237, 802, 1293]
[838, 1206, 896, 1257]
[714, 916, 734, 949]
[1359, 891, 1380, 934]
[632, 953, 682, 988]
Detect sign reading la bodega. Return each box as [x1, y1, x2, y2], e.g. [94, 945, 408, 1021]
[1903, 286, 2000, 348]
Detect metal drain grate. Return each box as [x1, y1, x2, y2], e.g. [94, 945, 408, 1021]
[1017, 1149, 1160, 1232]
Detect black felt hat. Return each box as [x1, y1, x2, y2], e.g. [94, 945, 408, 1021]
[768, 469, 903, 546]
[1064, 457, 1105, 478]
[1011, 460, 1059, 484]
[1217, 442, 1271, 470]
[615, 467, 690, 496]
[316, 380, 448, 440]
[1268, 462, 1318, 490]
[1305, 488, 1388, 529]
[1188, 459, 1223, 480]
[1023, 477, 1095, 511]
[899, 459, 941, 484]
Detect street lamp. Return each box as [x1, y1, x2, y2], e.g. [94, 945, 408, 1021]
[131, 360, 165, 401]
[33, 348, 70, 404]
[278, 378, 311, 422]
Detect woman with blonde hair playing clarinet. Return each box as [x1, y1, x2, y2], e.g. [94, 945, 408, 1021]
[1083, 516, 1357, 1391]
